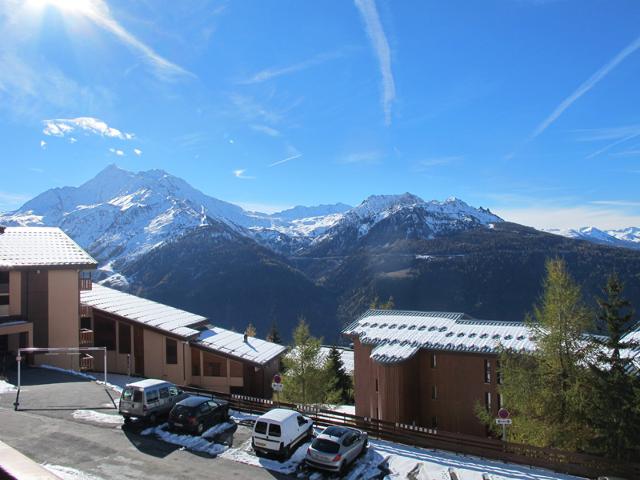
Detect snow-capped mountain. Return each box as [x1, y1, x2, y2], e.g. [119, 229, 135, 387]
[544, 226, 640, 250]
[0, 165, 503, 277]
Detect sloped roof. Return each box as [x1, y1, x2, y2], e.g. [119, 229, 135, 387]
[0, 227, 97, 269]
[343, 309, 535, 364]
[81, 284, 206, 338]
[195, 327, 286, 366]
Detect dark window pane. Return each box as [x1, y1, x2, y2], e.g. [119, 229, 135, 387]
[255, 421, 267, 434]
[268, 424, 281, 437]
[94, 316, 116, 351]
[311, 439, 339, 453]
[119, 323, 131, 354]
[166, 338, 177, 364]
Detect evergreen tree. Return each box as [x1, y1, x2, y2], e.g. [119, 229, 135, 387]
[495, 258, 594, 450]
[281, 317, 326, 404]
[380, 296, 395, 310]
[266, 322, 282, 344]
[245, 323, 257, 337]
[324, 346, 354, 404]
[585, 275, 640, 459]
[369, 296, 380, 309]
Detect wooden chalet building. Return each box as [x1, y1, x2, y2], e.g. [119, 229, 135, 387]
[343, 309, 535, 437]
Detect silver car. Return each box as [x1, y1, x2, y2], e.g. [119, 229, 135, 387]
[305, 426, 368, 474]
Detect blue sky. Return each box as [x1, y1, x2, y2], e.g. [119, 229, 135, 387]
[1, 0, 639, 229]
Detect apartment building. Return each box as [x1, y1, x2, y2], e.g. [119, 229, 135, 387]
[343, 309, 535, 437]
[0, 226, 285, 398]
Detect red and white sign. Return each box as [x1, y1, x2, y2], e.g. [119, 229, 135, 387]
[497, 408, 510, 419]
[273, 374, 282, 384]
[272, 373, 283, 392]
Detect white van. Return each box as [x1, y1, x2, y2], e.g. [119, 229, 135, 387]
[119, 379, 187, 424]
[252, 408, 313, 459]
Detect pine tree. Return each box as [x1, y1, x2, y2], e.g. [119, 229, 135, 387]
[324, 346, 354, 404]
[266, 322, 282, 344]
[245, 323, 257, 337]
[495, 258, 594, 450]
[380, 296, 395, 310]
[281, 317, 326, 404]
[585, 275, 640, 459]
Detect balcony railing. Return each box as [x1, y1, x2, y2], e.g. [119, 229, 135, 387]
[80, 354, 94, 371]
[80, 304, 92, 318]
[79, 328, 94, 346]
[79, 278, 92, 291]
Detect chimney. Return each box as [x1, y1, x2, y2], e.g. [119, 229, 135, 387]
[0, 225, 5, 234]
[243, 333, 248, 343]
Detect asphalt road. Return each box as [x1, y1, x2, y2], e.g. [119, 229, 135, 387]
[0, 367, 294, 480]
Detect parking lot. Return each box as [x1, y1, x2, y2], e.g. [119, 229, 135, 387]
[0, 367, 381, 480]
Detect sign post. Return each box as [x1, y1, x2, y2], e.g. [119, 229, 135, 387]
[495, 408, 511, 441]
[272, 373, 283, 405]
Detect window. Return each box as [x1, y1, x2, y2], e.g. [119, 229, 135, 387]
[268, 424, 281, 437]
[94, 316, 116, 351]
[484, 359, 492, 384]
[255, 421, 267, 434]
[80, 317, 91, 330]
[166, 338, 177, 364]
[119, 323, 131, 354]
[159, 387, 169, 399]
[496, 359, 503, 385]
[431, 385, 438, 400]
[375, 378, 378, 392]
[312, 438, 340, 454]
[199, 402, 211, 413]
[206, 362, 223, 376]
[133, 390, 143, 403]
[431, 352, 437, 368]
[0, 271, 8, 284]
[297, 415, 306, 426]
[146, 390, 159, 403]
[485, 392, 492, 412]
[431, 416, 438, 428]
[0, 296, 8, 305]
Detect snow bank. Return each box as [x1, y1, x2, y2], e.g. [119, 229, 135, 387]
[72, 409, 123, 426]
[220, 439, 310, 475]
[42, 464, 103, 480]
[0, 379, 17, 394]
[141, 422, 229, 456]
[229, 408, 259, 423]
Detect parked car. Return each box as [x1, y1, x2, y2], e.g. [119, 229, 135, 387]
[251, 408, 313, 459]
[119, 379, 187, 424]
[305, 426, 368, 474]
[168, 395, 230, 435]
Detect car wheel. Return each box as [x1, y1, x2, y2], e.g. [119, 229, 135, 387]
[338, 461, 346, 475]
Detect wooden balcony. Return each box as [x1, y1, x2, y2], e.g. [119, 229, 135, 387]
[79, 328, 94, 346]
[80, 354, 94, 371]
[79, 277, 92, 291]
[80, 304, 92, 318]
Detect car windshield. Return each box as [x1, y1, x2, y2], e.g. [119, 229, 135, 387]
[254, 421, 267, 434]
[312, 438, 340, 454]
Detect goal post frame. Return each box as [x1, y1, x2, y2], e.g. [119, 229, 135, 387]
[13, 346, 107, 411]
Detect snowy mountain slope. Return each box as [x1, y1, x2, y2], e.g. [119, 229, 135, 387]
[544, 226, 640, 250]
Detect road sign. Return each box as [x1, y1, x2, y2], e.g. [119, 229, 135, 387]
[272, 382, 284, 392]
[273, 373, 282, 384]
[495, 418, 512, 425]
[497, 408, 510, 419]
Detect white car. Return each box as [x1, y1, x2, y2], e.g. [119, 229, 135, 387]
[251, 408, 313, 459]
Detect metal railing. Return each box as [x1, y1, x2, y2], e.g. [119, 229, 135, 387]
[79, 329, 94, 346]
[179, 384, 640, 478]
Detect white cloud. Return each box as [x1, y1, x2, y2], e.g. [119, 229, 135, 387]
[233, 202, 292, 214]
[354, 0, 395, 125]
[39, 140, 46, 149]
[133, 148, 142, 156]
[590, 200, 640, 208]
[250, 124, 280, 137]
[241, 51, 345, 84]
[43, 117, 134, 140]
[494, 205, 640, 230]
[528, 34, 640, 140]
[269, 153, 302, 167]
[342, 150, 382, 164]
[109, 148, 124, 156]
[233, 169, 254, 180]
[69, 137, 78, 144]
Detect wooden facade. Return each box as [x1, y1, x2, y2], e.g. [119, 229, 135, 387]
[353, 337, 500, 437]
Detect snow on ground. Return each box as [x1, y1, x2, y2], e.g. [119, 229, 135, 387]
[72, 409, 123, 426]
[369, 437, 584, 480]
[0, 379, 17, 394]
[328, 404, 355, 415]
[229, 408, 260, 423]
[42, 464, 104, 480]
[220, 438, 311, 476]
[141, 422, 231, 456]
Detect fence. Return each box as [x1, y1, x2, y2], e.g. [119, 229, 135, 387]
[180, 384, 640, 478]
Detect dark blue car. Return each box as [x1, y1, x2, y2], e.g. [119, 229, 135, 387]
[168, 395, 230, 435]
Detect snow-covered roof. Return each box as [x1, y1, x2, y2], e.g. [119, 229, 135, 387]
[195, 326, 286, 366]
[257, 408, 300, 422]
[319, 346, 354, 375]
[0, 227, 97, 269]
[343, 309, 535, 364]
[81, 284, 207, 338]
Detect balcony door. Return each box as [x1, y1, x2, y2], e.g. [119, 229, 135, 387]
[133, 326, 144, 376]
